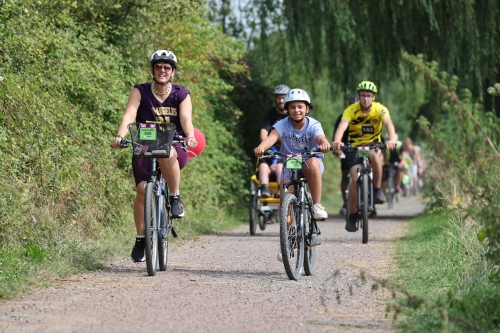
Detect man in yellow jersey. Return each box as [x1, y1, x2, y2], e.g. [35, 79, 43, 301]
[332, 81, 396, 232]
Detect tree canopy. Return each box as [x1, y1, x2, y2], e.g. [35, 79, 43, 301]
[216, 0, 500, 105]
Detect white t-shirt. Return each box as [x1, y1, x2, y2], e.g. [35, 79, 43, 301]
[272, 116, 325, 156]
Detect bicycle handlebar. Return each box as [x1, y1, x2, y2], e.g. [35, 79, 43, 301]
[338, 143, 386, 153]
[119, 134, 188, 152]
[262, 146, 333, 158]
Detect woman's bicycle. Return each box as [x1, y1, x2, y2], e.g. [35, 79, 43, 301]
[262, 147, 330, 280]
[120, 122, 187, 276]
[341, 143, 386, 244]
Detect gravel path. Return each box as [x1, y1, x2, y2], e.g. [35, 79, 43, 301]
[0, 196, 424, 333]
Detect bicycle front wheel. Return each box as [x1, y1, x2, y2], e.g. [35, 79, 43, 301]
[280, 192, 304, 281]
[144, 182, 158, 276]
[303, 193, 317, 276]
[158, 204, 168, 271]
[361, 174, 369, 244]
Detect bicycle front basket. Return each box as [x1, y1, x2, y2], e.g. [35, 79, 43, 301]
[128, 122, 176, 158]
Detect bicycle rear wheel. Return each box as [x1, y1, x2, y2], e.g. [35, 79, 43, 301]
[280, 192, 304, 281]
[249, 194, 258, 235]
[158, 203, 168, 271]
[387, 173, 394, 209]
[345, 189, 350, 224]
[303, 193, 317, 276]
[144, 182, 158, 276]
[361, 174, 369, 244]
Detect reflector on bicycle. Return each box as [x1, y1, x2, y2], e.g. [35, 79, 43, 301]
[357, 146, 371, 158]
[286, 155, 302, 169]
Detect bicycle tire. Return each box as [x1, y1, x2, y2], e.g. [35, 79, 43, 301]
[144, 182, 158, 276]
[303, 193, 317, 276]
[249, 194, 258, 235]
[158, 204, 168, 271]
[280, 192, 304, 281]
[345, 190, 350, 224]
[258, 214, 266, 231]
[361, 174, 369, 244]
[387, 173, 394, 209]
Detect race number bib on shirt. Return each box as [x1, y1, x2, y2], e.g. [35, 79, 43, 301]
[361, 125, 374, 134]
[139, 123, 157, 140]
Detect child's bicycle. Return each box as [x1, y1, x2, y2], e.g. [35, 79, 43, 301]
[340, 143, 386, 244]
[262, 147, 331, 280]
[120, 122, 187, 276]
[249, 157, 280, 235]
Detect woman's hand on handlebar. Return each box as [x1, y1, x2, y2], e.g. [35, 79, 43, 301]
[186, 137, 197, 149]
[111, 136, 123, 149]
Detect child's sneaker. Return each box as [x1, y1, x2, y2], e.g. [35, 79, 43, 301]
[312, 203, 328, 220]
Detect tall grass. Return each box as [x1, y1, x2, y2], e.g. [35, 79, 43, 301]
[392, 55, 500, 331]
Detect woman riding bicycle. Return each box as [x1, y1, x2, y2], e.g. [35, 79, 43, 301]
[332, 81, 396, 232]
[111, 50, 198, 262]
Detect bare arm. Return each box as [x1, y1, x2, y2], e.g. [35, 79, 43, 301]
[254, 129, 280, 156]
[315, 134, 332, 153]
[112, 87, 140, 148]
[332, 119, 349, 148]
[179, 94, 197, 148]
[382, 117, 396, 150]
[259, 128, 269, 141]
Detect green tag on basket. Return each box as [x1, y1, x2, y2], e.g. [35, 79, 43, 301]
[286, 156, 302, 169]
[357, 147, 370, 158]
[139, 123, 157, 141]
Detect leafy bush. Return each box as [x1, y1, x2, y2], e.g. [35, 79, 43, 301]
[0, 0, 249, 257]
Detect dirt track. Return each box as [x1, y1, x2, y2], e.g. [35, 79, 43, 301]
[0, 196, 424, 333]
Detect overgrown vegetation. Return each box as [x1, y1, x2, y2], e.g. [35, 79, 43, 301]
[389, 54, 500, 331]
[0, 0, 250, 298]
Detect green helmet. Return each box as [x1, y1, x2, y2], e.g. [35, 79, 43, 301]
[356, 81, 377, 93]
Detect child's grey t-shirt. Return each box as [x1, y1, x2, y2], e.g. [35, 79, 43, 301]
[272, 116, 325, 156]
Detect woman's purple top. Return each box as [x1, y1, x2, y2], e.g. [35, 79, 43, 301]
[131, 82, 191, 185]
[134, 82, 190, 136]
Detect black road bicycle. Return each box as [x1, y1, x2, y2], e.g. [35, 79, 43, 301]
[263, 147, 331, 280]
[121, 122, 186, 276]
[341, 143, 386, 244]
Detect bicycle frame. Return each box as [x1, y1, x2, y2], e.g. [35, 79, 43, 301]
[282, 167, 309, 231]
[148, 159, 172, 239]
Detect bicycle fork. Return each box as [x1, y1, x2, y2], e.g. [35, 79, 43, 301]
[357, 169, 375, 213]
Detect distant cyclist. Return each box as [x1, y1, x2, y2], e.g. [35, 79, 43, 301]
[399, 138, 424, 195]
[258, 84, 290, 198]
[332, 81, 396, 232]
[111, 50, 198, 262]
[332, 95, 358, 215]
[382, 133, 403, 196]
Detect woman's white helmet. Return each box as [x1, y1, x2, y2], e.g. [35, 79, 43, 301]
[284, 88, 313, 110]
[150, 50, 177, 69]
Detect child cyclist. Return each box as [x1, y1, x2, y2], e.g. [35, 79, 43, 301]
[254, 88, 331, 220]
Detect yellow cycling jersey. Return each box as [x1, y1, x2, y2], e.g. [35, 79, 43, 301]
[342, 101, 390, 146]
